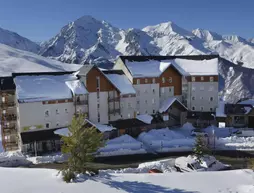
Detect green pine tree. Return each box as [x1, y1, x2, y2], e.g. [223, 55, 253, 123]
[61, 114, 104, 181]
[193, 134, 210, 163]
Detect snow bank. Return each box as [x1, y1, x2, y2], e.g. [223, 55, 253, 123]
[0, 151, 31, 167]
[136, 114, 153, 124]
[97, 134, 147, 157]
[27, 153, 68, 164]
[216, 136, 254, 150]
[100, 158, 177, 174]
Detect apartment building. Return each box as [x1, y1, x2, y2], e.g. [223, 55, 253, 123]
[114, 55, 219, 113]
[0, 77, 18, 151]
[77, 65, 137, 124]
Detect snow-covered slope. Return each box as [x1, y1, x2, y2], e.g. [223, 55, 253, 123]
[0, 27, 39, 53]
[0, 44, 82, 76]
[0, 167, 253, 193]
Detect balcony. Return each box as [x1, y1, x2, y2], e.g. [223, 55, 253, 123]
[2, 114, 17, 121]
[108, 97, 120, 102]
[109, 108, 120, 114]
[1, 101, 15, 107]
[75, 100, 88, 105]
[2, 126, 16, 133]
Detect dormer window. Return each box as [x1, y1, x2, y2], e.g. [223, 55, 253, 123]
[192, 77, 196, 82]
[210, 77, 214, 82]
[145, 79, 148, 83]
[137, 79, 140, 84]
[152, 78, 156, 84]
[201, 76, 204, 81]
[162, 77, 165, 83]
[169, 77, 172, 83]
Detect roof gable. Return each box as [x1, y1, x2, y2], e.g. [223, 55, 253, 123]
[159, 97, 187, 113]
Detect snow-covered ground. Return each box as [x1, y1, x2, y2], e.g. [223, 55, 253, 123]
[0, 167, 253, 193]
[97, 134, 147, 157]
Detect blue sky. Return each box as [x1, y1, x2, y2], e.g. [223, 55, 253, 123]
[0, 0, 253, 42]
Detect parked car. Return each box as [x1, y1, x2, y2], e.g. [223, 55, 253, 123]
[191, 129, 208, 137]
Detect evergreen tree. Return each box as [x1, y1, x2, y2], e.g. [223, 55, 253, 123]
[193, 134, 210, 163]
[61, 114, 104, 181]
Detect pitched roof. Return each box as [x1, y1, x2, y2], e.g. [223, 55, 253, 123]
[65, 80, 88, 95]
[118, 55, 219, 77]
[78, 65, 94, 76]
[159, 97, 187, 113]
[109, 118, 149, 129]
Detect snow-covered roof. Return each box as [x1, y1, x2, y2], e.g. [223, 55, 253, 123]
[54, 128, 70, 137]
[171, 58, 219, 76]
[125, 60, 170, 77]
[159, 97, 187, 113]
[105, 74, 136, 95]
[216, 101, 226, 117]
[15, 74, 77, 102]
[125, 58, 219, 77]
[136, 114, 153, 124]
[65, 80, 88, 95]
[238, 99, 254, 107]
[85, 119, 116, 132]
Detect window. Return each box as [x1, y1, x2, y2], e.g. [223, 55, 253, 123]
[46, 123, 50, 129]
[96, 76, 100, 88]
[65, 109, 68, 113]
[2, 97, 5, 103]
[169, 88, 172, 92]
[121, 103, 124, 108]
[200, 106, 204, 111]
[210, 97, 214, 101]
[56, 122, 60, 127]
[98, 117, 100, 123]
[145, 110, 148, 114]
[192, 77, 196, 82]
[161, 87, 165, 94]
[145, 100, 148, 104]
[200, 86, 204, 91]
[137, 111, 140, 115]
[128, 103, 131, 108]
[56, 109, 59, 114]
[152, 89, 155, 94]
[200, 96, 203, 100]
[137, 79, 140, 84]
[209, 86, 214, 91]
[192, 96, 195, 100]
[169, 77, 172, 83]
[201, 76, 204, 81]
[162, 77, 165, 83]
[45, 110, 49, 117]
[2, 110, 6, 114]
[152, 99, 155, 104]
[97, 103, 100, 109]
[192, 87, 196, 91]
[152, 78, 156, 84]
[145, 79, 148, 83]
[128, 113, 130, 118]
[210, 108, 213, 112]
[153, 110, 155, 114]
[192, 106, 195, 111]
[137, 101, 140, 105]
[210, 77, 214, 82]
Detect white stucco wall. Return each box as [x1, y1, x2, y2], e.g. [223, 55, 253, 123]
[134, 84, 160, 115]
[187, 82, 218, 112]
[18, 101, 75, 132]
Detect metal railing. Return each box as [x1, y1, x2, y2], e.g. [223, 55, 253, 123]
[75, 100, 88, 105]
[2, 114, 17, 121]
[108, 97, 120, 102]
[108, 108, 120, 114]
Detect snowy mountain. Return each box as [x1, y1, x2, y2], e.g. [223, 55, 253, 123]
[0, 27, 39, 53]
[0, 44, 81, 77]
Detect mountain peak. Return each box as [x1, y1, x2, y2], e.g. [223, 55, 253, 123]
[143, 21, 193, 37]
[192, 28, 222, 41]
[223, 35, 248, 44]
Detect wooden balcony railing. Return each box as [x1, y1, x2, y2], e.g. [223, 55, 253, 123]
[108, 97, 120, 102]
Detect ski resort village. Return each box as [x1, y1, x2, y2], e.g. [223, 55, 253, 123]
[0, 11, 253, 193]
